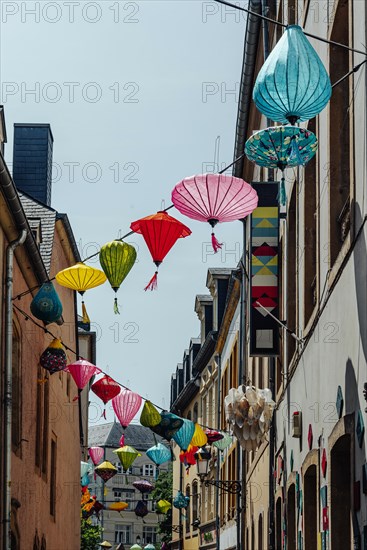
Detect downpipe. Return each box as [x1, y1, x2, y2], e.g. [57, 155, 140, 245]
[3, 229, 27, 550]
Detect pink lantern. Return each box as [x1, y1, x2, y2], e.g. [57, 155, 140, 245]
[89, 446, 104, 466]
[119, 434, 125, 447]
[172, 173, 258, 252]
[65, 359, 101, 391]
[112, 389, 142, 429]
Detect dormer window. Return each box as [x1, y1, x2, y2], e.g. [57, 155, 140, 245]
[28, 218, 42, 247]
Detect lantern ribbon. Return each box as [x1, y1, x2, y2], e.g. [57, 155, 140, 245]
[114, 297, 120, 315]
[144, 271, 158, 291]
[211, 232, 223, 253]
[82, 301, 90, 324]
[277, 175, 286, 207]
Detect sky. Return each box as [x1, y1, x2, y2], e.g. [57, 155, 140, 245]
[1, 0, 249, 425]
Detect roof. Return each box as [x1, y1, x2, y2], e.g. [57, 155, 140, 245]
[19, 191, 56, 274]
[88, 422, 165, 451]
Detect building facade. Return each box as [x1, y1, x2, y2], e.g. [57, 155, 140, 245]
[232, 0, 367, 548]
[0, 114, 87, 549]
[88, 422, 169, 548]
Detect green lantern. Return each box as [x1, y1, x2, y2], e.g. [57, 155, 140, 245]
[99, 240, 137, 314]
[140, 400, 161, 428]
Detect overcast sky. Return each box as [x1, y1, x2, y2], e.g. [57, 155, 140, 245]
[1, 0, 249, 425]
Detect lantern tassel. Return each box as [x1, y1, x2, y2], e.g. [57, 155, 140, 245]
[278, 175, 286, 206]
[101, 408, 107, 420]
[144, 271, 158, 291]
[211, 232, 223, 253]
[82, 301, 90, 324]
[114, 297, 120, 315]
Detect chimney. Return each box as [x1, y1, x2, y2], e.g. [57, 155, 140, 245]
[13, 123, 54, 206]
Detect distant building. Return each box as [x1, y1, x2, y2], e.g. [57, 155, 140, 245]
[88, 422, 169, 548]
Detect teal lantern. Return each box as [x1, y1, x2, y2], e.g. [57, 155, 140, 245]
[146, 443, 171, 466]
[172, 419, 195, 452]
[253, 25, 332, 124]
[245, 125, 318, 205]
[151, 412, 184, 442]
[30, 282, 63, 323]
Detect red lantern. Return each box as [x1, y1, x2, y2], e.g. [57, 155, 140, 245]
[91, 375, 121, 419]
[130, 211, 191, 290]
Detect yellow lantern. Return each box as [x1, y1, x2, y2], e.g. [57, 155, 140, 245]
[55, 262, 107, 323]
[191, 423, 208, 447]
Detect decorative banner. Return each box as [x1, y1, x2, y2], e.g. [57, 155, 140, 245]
[249, 182, 279, 356]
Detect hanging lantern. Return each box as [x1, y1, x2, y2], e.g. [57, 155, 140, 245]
[40, 338, 67, 375]
[172, 418, 195, 451]
[140, 400, 161, 428]
[99, 541, 112, 548]
[119, 434, 125, 447]
[253, 25, 332, 124]
[205, 429, 224, 444]
[30, 282, 63, 323]
[156, 499, 171, 515]
[132, 480, 154, 494]
[146, 442, 172, 466]
[212, 432, 233, 451]
[112, 388, 142, 428]
[81, 473, 90, 487]
[172, 174, 258, 252]
[179, 444, 198, 470]
[65, 359, 101, 395]
[55, 262, 107, 323]
[113, 445, 141, 471]
[130, 211, 191, 291]
[151, 411, 184, 441]
[91, 375, 121, 419]
[245, 126, 318, 205]
[108, 501, 129, 514]
[99, 240, 137, 314]
[191, 423, 208, 447]
[135, 500, 149, 519]
[173, 491, 190, 510]
[94, 461, 117, 482]
[88, 446, 104, 466]
[81, 461, 90, 478]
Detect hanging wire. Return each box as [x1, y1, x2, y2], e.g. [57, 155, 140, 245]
[12, 157, 244, 301]
[12, 302, 232, 436]
[213, 0, 367, 57]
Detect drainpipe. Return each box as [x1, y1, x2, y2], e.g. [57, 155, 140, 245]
[3, 229, 27, 550]
[215, 353, 222, 550]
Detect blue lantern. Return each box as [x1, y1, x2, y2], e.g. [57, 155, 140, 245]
[253, 25, 332, 124]
[172, 419, 195, 452]
[245, 125, 318, 205]
[81, 473, 90, 487]
[30, 282, 63, 323]
[173, 491, 190, 510]
[146, 443, 171, 466]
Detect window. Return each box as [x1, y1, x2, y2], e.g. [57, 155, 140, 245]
[143, 526, 157, 544]
[114, 462, 123, 474]
[192, 481, 199, 530]
[185, 485, 191, 534]
[35, 366, 49, 474]
[50, 437, 57, 517]
[12, 324, 22, 455]
[114, 525, 132, 544]
[143, 464, 155, 477]
[304, 117, 318, 326]
[328, 0, 351, 266]
[193, 402, 198, 423]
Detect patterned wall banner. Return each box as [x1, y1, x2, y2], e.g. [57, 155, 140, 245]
[249, 182, 280, 356]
